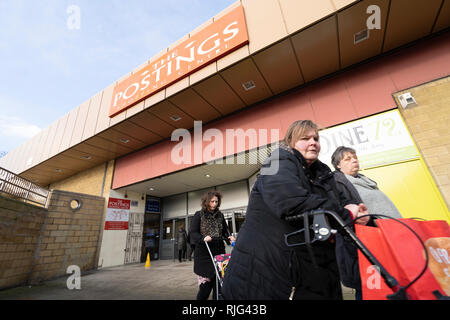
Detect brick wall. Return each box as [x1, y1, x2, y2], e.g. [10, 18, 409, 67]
[396, 76, 450, 209]
[0, 196, 47, 289]
[0, 189, 105, 289]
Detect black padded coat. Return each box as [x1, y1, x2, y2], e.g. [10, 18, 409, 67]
[222, 146, 353, 300]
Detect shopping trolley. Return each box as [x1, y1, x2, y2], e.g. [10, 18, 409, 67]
[283, 209, 450, 300]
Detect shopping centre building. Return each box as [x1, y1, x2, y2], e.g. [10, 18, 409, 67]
[1, 0, 449, 270]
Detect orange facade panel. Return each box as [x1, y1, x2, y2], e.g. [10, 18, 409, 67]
[109, 5, 249, 118]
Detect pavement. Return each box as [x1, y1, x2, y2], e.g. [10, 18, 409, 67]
[0, 259, 356, 300]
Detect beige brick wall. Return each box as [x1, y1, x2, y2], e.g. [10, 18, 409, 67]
[49, 160, 114, 197]
[0, 189, 105, 289]
[396, 76, 450, 209]
[0, 196, 46, 289]
[28, 190, 105, 284]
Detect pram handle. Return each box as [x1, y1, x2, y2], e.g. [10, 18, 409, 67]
[284, 209, 404, 299]
[204, 235, 234, 245]
[208, 236, 228, 241]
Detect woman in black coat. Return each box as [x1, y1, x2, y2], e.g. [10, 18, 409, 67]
[189, 190, 235, 300]
[222, 120, 369, 300]
[177, 226, 187, 262]
[331, 146, 378, 300]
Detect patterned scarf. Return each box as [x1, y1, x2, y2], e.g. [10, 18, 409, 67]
[200, 210, 223, 238]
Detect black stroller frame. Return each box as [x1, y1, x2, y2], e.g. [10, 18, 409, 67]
[204, 238, 229, 300]
[283, 209, 449, 300]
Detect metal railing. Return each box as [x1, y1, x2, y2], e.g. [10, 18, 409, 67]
[0, 167, 49, 207]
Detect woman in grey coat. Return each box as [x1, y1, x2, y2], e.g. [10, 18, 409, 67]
[331, 146, 402, 219]
[331, 146, 402, 299]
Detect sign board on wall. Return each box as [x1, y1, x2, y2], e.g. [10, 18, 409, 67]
[318, 110, 419, 169]
[109, 5, 249, 117]
[105, 198, 130, 230]
[145, 197, 160, 213]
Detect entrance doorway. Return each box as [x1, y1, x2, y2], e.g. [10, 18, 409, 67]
[161, 217, 187, 260]
[161, 220, 174, 260]
[174, 218, 187, 261]
[160, 208, 247, 260]
[221, 207, 247, 237]
[141, 213, 161, 262]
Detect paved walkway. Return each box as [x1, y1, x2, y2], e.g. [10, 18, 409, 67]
[0, 259, 355, 300]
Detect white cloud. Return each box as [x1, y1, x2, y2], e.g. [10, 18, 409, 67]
[0, 115, 41, 139]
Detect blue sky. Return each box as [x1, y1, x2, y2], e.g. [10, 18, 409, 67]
[0, 0, 236, 154]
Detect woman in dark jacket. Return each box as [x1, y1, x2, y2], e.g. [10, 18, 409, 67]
[177, 226, 187, 262]
[222, 120, 369, 300]
[189, 190, 235, 300]
[331, 146, 379, 300]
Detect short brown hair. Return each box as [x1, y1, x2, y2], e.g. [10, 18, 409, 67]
[331, 146, 356, 170]
[201, 190, 222, 212]
[283, 120, 319, 148]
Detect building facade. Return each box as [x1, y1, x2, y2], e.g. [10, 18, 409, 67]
[1, 0, 449, 268]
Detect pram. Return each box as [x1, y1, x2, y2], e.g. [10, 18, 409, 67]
[283, 209, 450, 300]
[204, 238, 233, 300]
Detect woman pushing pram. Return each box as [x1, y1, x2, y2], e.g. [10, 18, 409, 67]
[189, 190, 235, 300]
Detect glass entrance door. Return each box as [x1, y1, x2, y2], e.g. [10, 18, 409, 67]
[174, 218, 187, 261]
[160, 219, 174, 260]
[141, 213, 160, 262]
[160, 217, 187, 260]
[221, 207, 247, 237]
[220, 207, 246, 254]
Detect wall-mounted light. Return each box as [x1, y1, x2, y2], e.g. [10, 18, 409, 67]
[68, 198, 82, 211]
[398, 92, 418, 109]
[124, 191, 128, 198]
